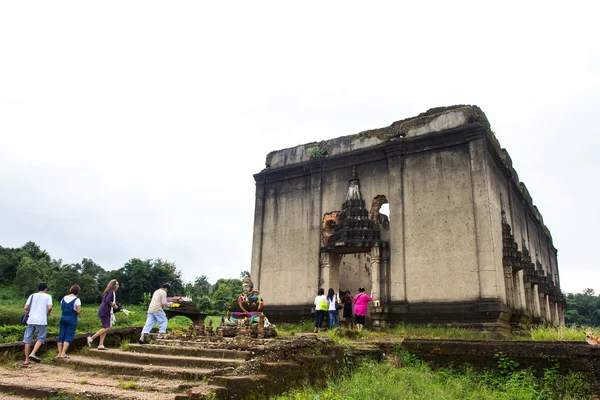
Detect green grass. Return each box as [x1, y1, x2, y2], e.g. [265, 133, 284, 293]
[527, 325, 592, 342]
[118, 380, 138, 390]
[272, 351, 594, 400]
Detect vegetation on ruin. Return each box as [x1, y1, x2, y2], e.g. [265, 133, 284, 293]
[307, 144, 329, 159]
[275, 321, 597, 344]
[273, 348, 594, 400]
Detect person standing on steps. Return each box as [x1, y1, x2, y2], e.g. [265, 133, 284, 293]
[56, 285, 81, 359]
[342, 290, 354, 329]
[313, 288, 328, 333]
[22, 282, 53, 365]
[87, 279, 119, 350]
[327, 288, 340, 329]
[353, 287, 372, 331]
[138, 283, 172, 344]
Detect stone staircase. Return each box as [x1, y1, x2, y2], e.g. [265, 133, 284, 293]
[0, 335, 343, 399]
[0, 342, 252, 399]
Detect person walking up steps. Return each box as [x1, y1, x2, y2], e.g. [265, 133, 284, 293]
[22, 283, 53, 365]
[138, 283, 172, 344]
[87, 279, 119, 350]
[56, 285, 81, 359]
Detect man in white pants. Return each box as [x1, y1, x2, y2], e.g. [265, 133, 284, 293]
[138, 283, 171, 344]
[22, 283, 53, 365]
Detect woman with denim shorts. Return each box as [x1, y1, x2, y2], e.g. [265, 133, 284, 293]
[56, 285, 81, 358]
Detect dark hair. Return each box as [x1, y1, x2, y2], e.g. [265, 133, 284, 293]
[345, 290, 351, 295]
[38, 282, 48, 291]
[358, 287, 366, 293]
[318, 288, 325, 296]
[69, 285, 81, 295]
[327, 288, 335, 301]
[161, 283, 170, 290]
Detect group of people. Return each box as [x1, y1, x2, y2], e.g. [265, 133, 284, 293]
[313, 287, 372, 333]
[21, 280, 172, 365]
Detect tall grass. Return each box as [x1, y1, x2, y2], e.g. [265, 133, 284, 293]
[528, 325, 592, 342]
[273, 351, 594, 400]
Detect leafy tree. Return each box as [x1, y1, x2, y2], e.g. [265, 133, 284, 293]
[111, 258, 184, 305]
[212, 283, 235, 314]
[565, 289, 600, 326]
[193, 275, 211, 298]
[21, 241, 51, 263]
[0, 246, 19, 284]
[195, 295, 216, 313]
[48, 264, 80, 301]
[14, 256, 42, 296]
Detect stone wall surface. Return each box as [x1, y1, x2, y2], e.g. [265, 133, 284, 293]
[253, 105, 563, 329]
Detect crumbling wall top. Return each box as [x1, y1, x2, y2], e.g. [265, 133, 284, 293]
[264, 105, 490, 170]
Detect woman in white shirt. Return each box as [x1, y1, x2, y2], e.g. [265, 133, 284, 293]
[327, 288, 340, 329]
[56, 285, 82, 358]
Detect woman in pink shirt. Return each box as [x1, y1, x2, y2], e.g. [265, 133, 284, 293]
[352, 287, 372, 331]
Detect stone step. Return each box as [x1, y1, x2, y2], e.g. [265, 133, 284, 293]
[0, 380, 180, 400]
[208, 375, 270, 399]
[58, 355, 221, 380]
[128, 343, 250, 360]
[87, 348, 244, 369]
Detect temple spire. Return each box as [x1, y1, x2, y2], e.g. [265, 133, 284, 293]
[345, 166, 362, 202]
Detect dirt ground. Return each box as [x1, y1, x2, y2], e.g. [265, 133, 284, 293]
[0, 362, 196, 400]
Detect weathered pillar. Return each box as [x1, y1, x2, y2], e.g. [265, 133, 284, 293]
[320, 252, 331, 291]
[370, 245, 381, 302]
[533, 284, 541, 318]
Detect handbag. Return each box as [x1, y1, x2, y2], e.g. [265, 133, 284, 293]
[113, 292, 122, 312]
[20, 294, 35, 325]
[336, 301, 343, 311]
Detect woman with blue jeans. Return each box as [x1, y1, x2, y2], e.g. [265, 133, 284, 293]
[327, 288, 339, 329]
[56, 285, 81, 358]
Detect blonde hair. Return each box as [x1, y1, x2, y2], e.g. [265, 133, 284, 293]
[102, 279, 118, 297]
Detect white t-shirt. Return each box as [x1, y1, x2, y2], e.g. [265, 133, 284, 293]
[62, 295, 81, 311]
[25, 292, 53, 326]
[327, 294, 339, 311]
[314, 294, 328, 311]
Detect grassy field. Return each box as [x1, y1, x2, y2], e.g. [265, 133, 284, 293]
[0, 285, 219, 343]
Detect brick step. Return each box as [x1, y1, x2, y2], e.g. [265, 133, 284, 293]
[58, 355, 222, 380]
[87, 348, 244, 369]
[207, 375, 270, 399]
[128, 343, 250, 360]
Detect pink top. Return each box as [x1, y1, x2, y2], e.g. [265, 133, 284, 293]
[353, 293, 372, 316]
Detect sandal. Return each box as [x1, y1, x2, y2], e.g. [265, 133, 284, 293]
[29, 355, 41, 363]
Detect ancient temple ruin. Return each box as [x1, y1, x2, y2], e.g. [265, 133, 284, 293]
[251, 105, 564, 333]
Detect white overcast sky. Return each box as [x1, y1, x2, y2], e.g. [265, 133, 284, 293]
[0, 1, 598, 294]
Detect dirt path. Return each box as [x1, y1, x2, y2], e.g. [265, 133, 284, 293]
[1, 362, 193, 399]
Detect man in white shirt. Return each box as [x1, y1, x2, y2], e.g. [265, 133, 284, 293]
[138, 283, 172, 344]
[23, 282, 53, 365]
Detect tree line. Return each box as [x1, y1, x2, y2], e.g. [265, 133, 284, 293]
[0, 241, 245, 314]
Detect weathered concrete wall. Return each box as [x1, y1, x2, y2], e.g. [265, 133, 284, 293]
[257, 175, 321, 306]
[253, 105, 562, 328]
[403, 146, 479, 302]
